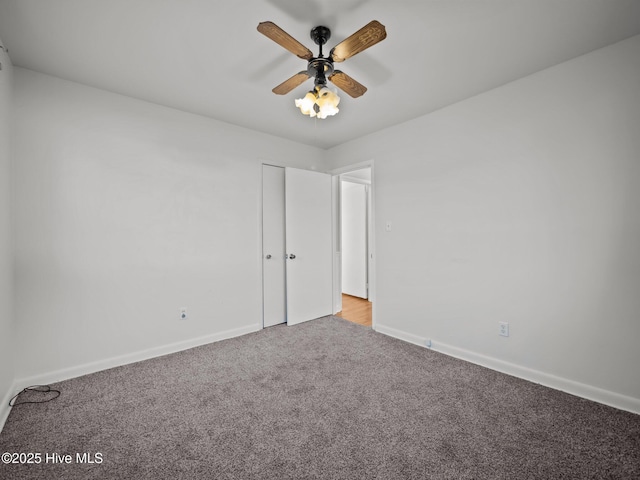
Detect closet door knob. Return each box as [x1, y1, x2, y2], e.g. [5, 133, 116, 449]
[265, 254, 272, 259]
[289, 254, 296, 259]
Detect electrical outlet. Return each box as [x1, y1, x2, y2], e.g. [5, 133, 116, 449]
[499, 322, 509, 337]
[180, 308, 188, 320]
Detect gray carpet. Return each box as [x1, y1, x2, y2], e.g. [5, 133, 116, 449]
[1, 316, 639, 479]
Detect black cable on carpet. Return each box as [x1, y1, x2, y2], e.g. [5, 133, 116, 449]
[8, 385, 60, 407]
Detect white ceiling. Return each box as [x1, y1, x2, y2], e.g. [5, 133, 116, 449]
[1, 0, 639, 149]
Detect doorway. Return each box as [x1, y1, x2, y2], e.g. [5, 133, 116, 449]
[336, 294, 372, 327]
[334, 166, 373, 327]
[261, 162, 375, 330]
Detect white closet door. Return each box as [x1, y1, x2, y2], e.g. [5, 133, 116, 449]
[341, 181, 368, 298]
[262, 165, 286, 327]
[285, 167, 333, 326]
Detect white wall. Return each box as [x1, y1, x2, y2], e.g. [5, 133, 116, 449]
[0, 36, 14, 423]
[11, 68, 322, 383]
[326, 35, 640, 412]
[5, 31, 640, 417]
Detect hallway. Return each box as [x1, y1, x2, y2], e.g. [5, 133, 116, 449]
[335, 294, 371, 327]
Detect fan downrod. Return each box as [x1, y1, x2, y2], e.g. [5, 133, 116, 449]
[308, 26, 333, 86]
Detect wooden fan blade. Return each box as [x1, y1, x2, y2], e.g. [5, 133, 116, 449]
[272, 71, 311, 95]
[257, 21, 314, 60]
[329, 71, 367, 98]
[330, 20, 387, 63]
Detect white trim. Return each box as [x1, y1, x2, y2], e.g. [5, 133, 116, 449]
[375, 323, 640, 415]
[341, 175, 371, 186]
[331, 175, 342, 314]
[260, 163, 267, 328]
[0, 379, 19, 433]
[375, 323, 426, 348]
[327, 160, 374, 176]
[10, 323, 261, 399]
[329, 160, 376, 328]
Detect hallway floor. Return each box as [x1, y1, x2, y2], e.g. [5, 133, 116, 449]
[336, 294, 372, 327]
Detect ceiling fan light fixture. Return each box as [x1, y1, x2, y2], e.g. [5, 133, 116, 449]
[316, 87, 340, 119]
[259, 20, 387, 115]
[295, 90, 318, 117]
[295, 86, 340, 119]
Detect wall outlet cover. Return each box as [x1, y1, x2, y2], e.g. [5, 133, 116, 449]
[499, 322, 509, 337]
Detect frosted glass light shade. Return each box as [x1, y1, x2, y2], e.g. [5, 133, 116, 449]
[295, 86, 340, 119]
[315, 87, 340, 119]
[295, 91, 318, 117]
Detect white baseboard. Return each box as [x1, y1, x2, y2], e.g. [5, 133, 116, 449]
[1, 323, 261, 433]
[375, 323, 640, 415]
[0, 379, 19, 434]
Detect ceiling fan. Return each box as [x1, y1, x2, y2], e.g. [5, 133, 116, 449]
[257, 20, 387, 117]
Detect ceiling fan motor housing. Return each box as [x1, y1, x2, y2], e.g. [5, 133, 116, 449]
[308, 57, 333, 86]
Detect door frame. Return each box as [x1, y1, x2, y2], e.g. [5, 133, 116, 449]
[328, 160, 376, 330]
[339, 179, 369, 299]
[260, 160, 376, 330]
